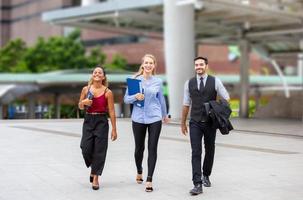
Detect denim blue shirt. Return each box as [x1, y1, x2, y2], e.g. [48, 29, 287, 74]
[124, 75, 167, 124]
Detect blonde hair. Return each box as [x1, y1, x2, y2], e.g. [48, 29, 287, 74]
[88, 65, 108, 87]
[134, 54, 157, 78]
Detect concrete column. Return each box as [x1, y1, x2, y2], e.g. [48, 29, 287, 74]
[121, 87, 131, 118]
[28, 95, 36, 119]
[299, 53, 303, 121]
[164, 0, 195, 119]
[239, 39, 250, 118]
[0, 104, 3, 119]
[81, 0, 99, 6]
[54, 93, 61, 119]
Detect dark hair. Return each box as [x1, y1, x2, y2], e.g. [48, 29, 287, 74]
[88, 64, 108, 87]
[194, 56, 208, 65]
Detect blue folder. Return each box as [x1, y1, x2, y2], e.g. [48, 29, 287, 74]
[126, 78, 144, 107]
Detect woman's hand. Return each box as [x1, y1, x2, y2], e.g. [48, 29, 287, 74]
[111, 129, 117, 141]
[163, 116, 170, 124]
[81, 98, 93, 106]
[135, 93, 145, 101]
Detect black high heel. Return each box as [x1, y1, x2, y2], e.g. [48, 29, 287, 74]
[92, 184, 99, 190]
[145, 186, 153, 192]
[145, 180, 153, 192]
[136, 173, 143, 184]
[136, 178, 143, 184]
[91, 175, 99, 190]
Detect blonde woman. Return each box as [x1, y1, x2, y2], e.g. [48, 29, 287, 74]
[124, 54, 169, 192]
[78, 65, 118, 190]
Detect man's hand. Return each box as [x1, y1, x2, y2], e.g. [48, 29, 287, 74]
[181, 106, 190, 136]
[181, 123, 188, 135]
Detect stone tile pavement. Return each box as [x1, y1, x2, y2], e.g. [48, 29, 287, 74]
[0, 118, 302, 200]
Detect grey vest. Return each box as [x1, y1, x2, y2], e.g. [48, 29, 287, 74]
[189, 75, 217, 122]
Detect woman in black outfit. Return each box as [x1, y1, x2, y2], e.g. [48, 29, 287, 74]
[78, 66, 118, 190]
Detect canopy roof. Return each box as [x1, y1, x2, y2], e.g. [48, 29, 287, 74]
[0, 84, 39, 104]
[42, 0, 303, 56]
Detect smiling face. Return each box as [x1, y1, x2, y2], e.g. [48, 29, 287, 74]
[142, 56, 155, 75]
[92, 67, 105, 83]
[194, 58, 208, 76]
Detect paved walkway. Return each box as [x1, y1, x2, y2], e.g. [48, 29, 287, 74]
[0, 118, 302, 200]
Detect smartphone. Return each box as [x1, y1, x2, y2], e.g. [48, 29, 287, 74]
[87, 90, 94, 100]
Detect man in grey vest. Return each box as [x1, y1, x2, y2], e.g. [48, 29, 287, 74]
[181, 56, 230, 195]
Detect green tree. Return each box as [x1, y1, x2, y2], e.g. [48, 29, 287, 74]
[105, 54, 128, 72]
[0, 29, 129, 73]
[86, 46, 106, 68]
[24, 30, 87, 72]
[0, 39, 29, 72]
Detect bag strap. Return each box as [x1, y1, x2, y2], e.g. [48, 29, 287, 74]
[86, 85, 92, 96]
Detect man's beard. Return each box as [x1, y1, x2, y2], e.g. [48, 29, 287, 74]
[196, 68, 205, 74]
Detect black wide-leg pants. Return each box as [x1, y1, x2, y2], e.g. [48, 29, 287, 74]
[80, 114, 109, 176]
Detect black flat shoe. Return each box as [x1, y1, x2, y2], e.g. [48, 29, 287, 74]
[189, 184, 203, 195]
[202, 176, 211, 187]
[145, 186, 153, 192]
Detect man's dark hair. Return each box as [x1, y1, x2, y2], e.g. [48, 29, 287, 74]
[194, 56, 208, 65]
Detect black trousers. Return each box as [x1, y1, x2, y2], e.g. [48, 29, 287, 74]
[132, 120, 162, 182]
[189, 120, 216, 185]
[80, 114, 109, 176]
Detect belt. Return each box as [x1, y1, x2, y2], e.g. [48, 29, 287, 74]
[200, 116, 209, 123]
[86, 112, 107, 115]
